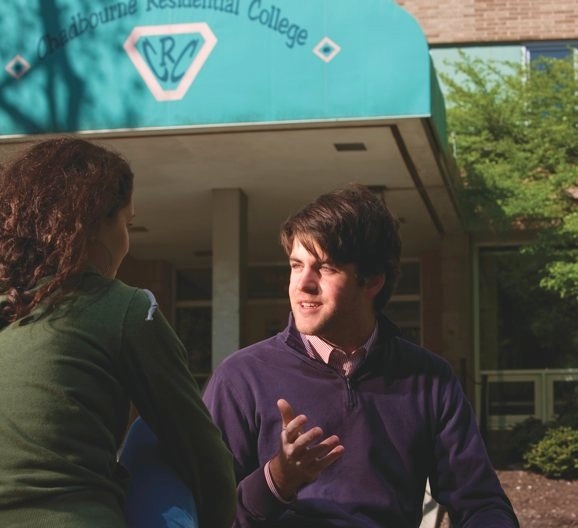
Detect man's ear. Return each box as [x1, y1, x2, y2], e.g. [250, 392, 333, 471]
[364, 273, 385, 298]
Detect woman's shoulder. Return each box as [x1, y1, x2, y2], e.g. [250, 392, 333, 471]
[78, 270, 156, 319]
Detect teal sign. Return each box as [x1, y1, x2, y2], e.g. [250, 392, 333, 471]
[0, 0, 444, 136]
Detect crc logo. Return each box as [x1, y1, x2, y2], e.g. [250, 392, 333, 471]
[124, 23, 217, 101]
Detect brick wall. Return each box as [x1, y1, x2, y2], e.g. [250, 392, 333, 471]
[397, 0, 578, 45]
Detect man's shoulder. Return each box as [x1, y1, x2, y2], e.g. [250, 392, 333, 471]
[385, 335, 454, 379]
[217, 332, 290, 369]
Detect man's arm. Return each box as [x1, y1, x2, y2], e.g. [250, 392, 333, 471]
[430, 371, 519, 527]
[203, 370, 286, 526]
[203, 372, 344, 527]
[268, 399, 344, 500]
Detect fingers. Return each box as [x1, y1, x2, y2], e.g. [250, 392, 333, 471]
[277, 398, 296, 428]
[277, 398, 345, 470]
[284, 435, 344, 487]
[271, 400, 345, 495]
[278, 398, 309, 444]
[283, 425, 323, 455]
[304, 436, 345, 470]
[283, 426, 345, 470]
[296, 435, 343, 463]
[283, 414, 308, 443]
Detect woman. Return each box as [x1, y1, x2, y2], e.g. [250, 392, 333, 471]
[0, 137, 236, 527]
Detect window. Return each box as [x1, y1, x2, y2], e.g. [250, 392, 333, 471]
[478, 249, 578, 429]
[551, 378, 578, 417]
[175, 268, 213, 388]
[174, 265, 291, 387]
[383, 260, 421, 345]
[478, 249, 578, 371]
[175, 261, 422, 386]
[488, 380, 536, 416]
[525, 41, 577, 64]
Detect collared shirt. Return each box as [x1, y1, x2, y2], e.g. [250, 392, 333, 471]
[265, 323, 379, 504]
[301, 324, 378, 377]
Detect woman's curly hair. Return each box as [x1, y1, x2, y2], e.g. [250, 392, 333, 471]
[0, 137, 134, 323]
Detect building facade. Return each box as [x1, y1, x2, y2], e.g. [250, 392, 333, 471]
[398, 0, 578, 434]
[2, 0, 576, 438]
[398, 0, 578, 44]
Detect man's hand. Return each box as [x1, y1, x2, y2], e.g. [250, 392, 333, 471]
[268, 398, 345, 500]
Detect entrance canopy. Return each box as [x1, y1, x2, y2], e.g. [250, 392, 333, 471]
[0, 0, 461, 265]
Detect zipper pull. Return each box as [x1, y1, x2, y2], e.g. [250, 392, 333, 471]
[346, 377, 357, 409]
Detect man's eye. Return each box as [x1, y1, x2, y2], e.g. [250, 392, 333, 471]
[320, 265, 336, 274]
[290, 263, 303, 270]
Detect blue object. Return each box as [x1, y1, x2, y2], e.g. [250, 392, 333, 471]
[119, 417, 199, 528]
[0, 0, 446, 146]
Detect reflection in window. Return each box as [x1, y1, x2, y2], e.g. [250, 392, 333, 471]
[488, 381, 535, 416]
[175, 306, 212, 379]
[248, 265, 289, 299]
[176, 268, 211, 301]
[174, 261, 423, 373]
[525, 42, 577, 63]
[395, 261, 421, 295]
[553, 380, 578, 416]
[479, 249, 578, 370]
[384, 300, 420, 345]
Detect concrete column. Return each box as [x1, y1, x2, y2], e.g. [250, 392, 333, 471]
[440, 234, 473, 399]
[421, 249, 443, 357]
[211, 188, 247, 369]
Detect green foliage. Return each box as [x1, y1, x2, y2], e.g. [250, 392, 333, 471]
[506, 379, 578, 471]
[441, 52, 578, 301]
[488, 251, 578, 368]
[555, 409, 578, 429]
[509, 417, 548, 463]
[509, 409, 578, 465]
[523, 426, 578, 479]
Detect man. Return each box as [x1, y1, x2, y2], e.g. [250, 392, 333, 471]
[203, 184, 518, 527]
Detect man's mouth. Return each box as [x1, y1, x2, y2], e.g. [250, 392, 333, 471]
[299, 302, 320, 308]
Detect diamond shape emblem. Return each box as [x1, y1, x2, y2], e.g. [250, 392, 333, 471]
[124, 23, 217, 102]
[313, 37, 341, 63]
[5, 55, 30, 80]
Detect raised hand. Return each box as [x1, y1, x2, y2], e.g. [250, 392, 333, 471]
[268, 398, 345, 500]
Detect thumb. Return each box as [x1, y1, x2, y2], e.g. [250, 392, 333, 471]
[277, 398, 296, 428]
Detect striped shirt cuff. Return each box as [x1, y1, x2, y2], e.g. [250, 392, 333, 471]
[264, 460, 294, 505]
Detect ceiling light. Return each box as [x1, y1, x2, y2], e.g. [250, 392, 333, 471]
[334, 142, 367, 152]
[128, 225, 148, 233]
[366, 185, 388, 204]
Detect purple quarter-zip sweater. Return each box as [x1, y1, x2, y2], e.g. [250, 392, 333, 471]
[203, 314, 518, 527]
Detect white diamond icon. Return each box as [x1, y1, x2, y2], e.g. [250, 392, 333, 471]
[124, 23, 217, 102]
[5, 55, 30, 79]
[313, 37, 341, 63]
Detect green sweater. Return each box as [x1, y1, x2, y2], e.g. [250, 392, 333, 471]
[0, 269, 235, 527]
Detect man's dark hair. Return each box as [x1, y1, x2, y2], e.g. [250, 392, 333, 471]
[280, 184, 402, 311]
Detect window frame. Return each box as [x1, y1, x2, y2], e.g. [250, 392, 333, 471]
[523, 41, 578, 66]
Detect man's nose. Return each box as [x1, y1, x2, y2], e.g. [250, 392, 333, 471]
[296, 267, 319, 293]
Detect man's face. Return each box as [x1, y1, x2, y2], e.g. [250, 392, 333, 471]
[288, 238, 381, 351]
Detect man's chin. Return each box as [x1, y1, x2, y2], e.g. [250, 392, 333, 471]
[293, 317, 321, 337]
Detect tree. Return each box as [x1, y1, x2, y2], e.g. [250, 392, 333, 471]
[441, 53, 578, 301]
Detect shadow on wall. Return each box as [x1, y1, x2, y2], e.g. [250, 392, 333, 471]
[0, 0, 146, 134]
